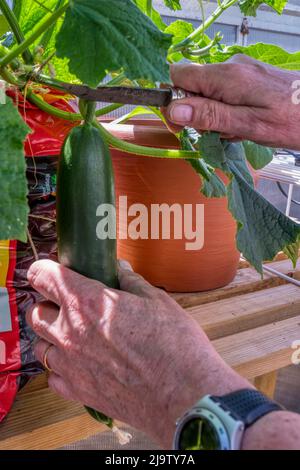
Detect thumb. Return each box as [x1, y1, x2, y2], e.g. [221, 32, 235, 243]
[167, 97, 251, 137]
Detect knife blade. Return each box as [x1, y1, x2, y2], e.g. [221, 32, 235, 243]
[34, 75, 191, 107]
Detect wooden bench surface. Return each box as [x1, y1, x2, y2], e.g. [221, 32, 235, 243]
[0, 255, 300, 450]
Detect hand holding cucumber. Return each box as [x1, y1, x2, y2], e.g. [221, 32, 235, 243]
[26, 258, 233, 448]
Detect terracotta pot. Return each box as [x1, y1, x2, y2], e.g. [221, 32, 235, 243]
[108, 121, 240, 292]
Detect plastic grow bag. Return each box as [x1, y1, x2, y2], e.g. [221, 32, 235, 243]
[0, 89, 76, 423]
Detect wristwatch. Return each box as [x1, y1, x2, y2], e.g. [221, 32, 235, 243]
[173, 389, 283, 450]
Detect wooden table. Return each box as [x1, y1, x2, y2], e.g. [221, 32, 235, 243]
[1, 255, 300, 450]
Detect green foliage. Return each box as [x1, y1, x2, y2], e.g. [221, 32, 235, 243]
[198, 132, 300, 272]
[56, 0, 172, 87]
[181, 128, 227, 198]
[242, 141, 274, 170]
[164, 0, 182, 10]
[228, 168, 300, 273]
[132, 0, 167, 30]
[0, 97, 30, 242]
[210, 43, 300, 70]
[165, 20, 194, 45]
[239, 0, 287, 16]
[0, 12, 8, 35]
[16, 0, 58, 38]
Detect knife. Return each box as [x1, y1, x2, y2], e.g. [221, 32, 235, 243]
[33, 75, 192, 107]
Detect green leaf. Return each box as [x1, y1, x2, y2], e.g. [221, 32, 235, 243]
[201, 171, 227, 198]
[243, 141, 274, 170]
[165, 20, 194, 46]
[164, 0, 182, 10]
[224, 141, 254, 186]
[283, 235, 300, 269]
[17, 0, 58, 38]
[0, 97, 31, 242]
[56, 0, 172, 87]
[198, 131, 226, 169]
[198, 132, 300, 271]
[239, 0, 287, 16]
[180, 128, 227, 198]
[228, 166, 300, 273]
[132, 0, 167, 31]
[210, 43, 300, 70]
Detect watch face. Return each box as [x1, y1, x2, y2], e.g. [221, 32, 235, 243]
[178, 417, 221, 450]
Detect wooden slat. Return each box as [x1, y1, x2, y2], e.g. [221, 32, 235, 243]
[19, 373, 48, 394]
[189, 283, 300, 340]
[0, 383, 110, 450]
[254, 371, 278, 399]
[213, 316, 300, 379]
[172, 259, 297, 309]
[0, 410, 107, 450]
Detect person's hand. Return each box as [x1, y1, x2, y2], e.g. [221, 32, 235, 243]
[164, 56, 300, 149]
[26, 259, 248, 448]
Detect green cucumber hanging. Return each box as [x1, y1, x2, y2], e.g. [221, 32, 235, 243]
[56, 100, 131, 444]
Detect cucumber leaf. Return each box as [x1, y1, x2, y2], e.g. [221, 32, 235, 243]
[210, 43, 300, 70]
[164, 0, 182, 10]
[0, 97, 31, 242]
[56, 0, 172, 87]
[132, 0, 167, 31]
[16, 0, 58, 38]
[201, 171, 227, 198]
[239, 0, 287, 16]
[228, 166, 300, 273]
[243, 141, 274, 170]
[197, 132, 300, 272]
[180, 128, 227, 198]
[165, 20, 194, 45]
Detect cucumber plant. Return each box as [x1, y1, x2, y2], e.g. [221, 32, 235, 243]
[0, 0, 299, 433]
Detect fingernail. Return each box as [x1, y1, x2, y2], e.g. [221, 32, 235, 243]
[169, 104, 194, 123]
[118, 260, 133, 271]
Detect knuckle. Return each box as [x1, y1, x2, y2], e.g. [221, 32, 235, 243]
[195, 101, 219, 130]
[58, 333, 74, 353]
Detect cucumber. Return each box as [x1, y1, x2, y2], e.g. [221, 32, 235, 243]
[57, 122, 118, 289]
[57, 108, 118, 429]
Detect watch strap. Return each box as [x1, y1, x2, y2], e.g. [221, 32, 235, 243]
[211, 389, 283, 427]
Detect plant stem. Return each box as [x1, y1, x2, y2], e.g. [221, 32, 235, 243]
[146, 0, 152, 17]
[0, 3, 68, 67]
[169, 0, 238, 53]
[0, 65, 19, 85]
[0, 0, 33, 64]
[106, 72, 126, 86]
[96, 103, 124, 117]
[93, 119, 199, 160]
[79, 99, 96, 124]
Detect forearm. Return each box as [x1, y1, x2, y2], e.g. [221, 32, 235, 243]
[158, 332, 300, 450]
[243, 411, 300, 450]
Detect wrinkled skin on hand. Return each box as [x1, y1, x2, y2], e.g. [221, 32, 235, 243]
[26, 259, 246, 448]
[164, 55, 300, 149]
